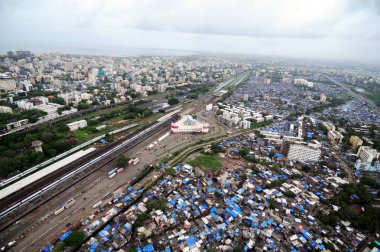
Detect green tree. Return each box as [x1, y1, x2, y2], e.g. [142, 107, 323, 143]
[168, 97, 179, 105]
[77, 102, 90, 110]
[53, 242, 65, 252]
[116, 156, 130, 167]
[239, 148, 249, 157]
[64, 231, 84, 247]
[49, 97, 65, 105]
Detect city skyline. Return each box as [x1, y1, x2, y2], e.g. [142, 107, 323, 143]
[1, 1, 380, 251]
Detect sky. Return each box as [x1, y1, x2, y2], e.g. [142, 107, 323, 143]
[1, 0, 380, 63]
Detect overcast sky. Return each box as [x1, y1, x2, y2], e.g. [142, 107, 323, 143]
[1, 0, 380, 63]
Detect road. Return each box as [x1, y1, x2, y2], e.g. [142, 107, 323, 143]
[322, 74, 379, 111]
[2, 99, 227, 251]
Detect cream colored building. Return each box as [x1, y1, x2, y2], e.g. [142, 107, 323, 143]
[328, 130, 343, 143]
[0, 106, 13, 113]
[349, 135, 363, 148]
[0, 78, 17, 91]
[67, 120, 88, 131]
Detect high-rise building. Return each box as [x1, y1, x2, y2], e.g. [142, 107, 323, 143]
[357, 146, 379, 163]
[287, 143, 321, 162]
[15, 50, 31, 58]
[294, 78, 314, 88]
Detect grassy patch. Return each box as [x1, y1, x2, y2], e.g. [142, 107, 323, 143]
[73, 130, 89, 141]
[188, 154, 222, 171]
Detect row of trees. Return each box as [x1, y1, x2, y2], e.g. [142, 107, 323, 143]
[0, 109, 47, 130]
[0, 123, 75, 178]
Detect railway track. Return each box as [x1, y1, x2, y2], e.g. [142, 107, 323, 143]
[0, 115, 179, 233]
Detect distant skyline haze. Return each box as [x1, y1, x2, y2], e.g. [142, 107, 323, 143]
[1, 0, 380, 63]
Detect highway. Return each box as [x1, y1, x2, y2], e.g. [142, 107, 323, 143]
[322, 74, 379, 111]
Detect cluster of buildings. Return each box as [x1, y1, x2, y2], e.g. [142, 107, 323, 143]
[322, 122, 344, 144]
[225, 72, 380, 125]
[217, 103, 274, 129]
[76, 185, 145, 250]
[0, 51, 251, 96]
[37, 118, 378, 251]
[69, 142, 369, 251]
[293, 78, 314, 88]
[0, 96, 78, 132]
[0, 51, 252, 133]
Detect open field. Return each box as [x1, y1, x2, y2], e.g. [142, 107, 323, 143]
[188, 154, 223, 171]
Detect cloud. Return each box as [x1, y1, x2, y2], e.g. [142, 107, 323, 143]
[1, 0, 380, 63]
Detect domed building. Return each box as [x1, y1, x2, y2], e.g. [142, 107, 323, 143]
[171, 115, 209, 133]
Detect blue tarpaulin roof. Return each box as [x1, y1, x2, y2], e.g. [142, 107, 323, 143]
[59, 231, 72, 241]
[237, 188, 245, 194]
[142, 244, 155, 252]
[123, 195, 131, 202]
[211, 212, 219, 220]
[300, 229, 310, 240]
[187, 236, 197, 246]
[90, 244, 98, 252]
[43, 245, 54, 252]
[226, 208, 238, 218]
[207, 188, 216, 193]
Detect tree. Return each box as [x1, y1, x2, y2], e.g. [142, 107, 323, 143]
[53, 242, 65, 252]
[239, 148, 249, 157]
[166, 167, 176, 176]
[168, 97, 179, 105]
[147, 198, 168, 211]
[105, 133, 114, 143]
[116, 156, 130, 167]
[49, 97, 65, 105]
[77, 102, 90, 110]
[64, 231, 84, 247]
[57, 105, 71, 115]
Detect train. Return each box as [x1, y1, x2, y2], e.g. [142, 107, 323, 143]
[0, 114, 180, 222]
[0, 123, 138, 189]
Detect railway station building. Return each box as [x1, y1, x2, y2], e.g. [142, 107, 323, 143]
[171, 115, 209, 133]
